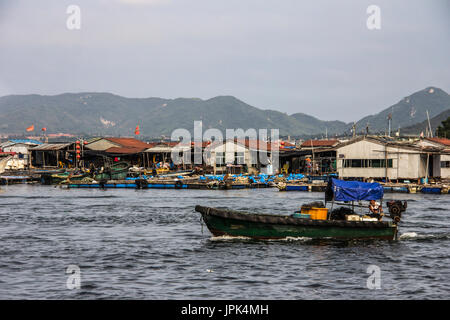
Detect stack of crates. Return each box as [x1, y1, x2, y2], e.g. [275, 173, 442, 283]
[300, 207, 328, 220]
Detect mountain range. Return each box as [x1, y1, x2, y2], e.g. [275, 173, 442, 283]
[0, 87, 449, 138]
[401, 108, 450, 135]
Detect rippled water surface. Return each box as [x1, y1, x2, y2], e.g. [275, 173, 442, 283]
[0, 185, 449, 299]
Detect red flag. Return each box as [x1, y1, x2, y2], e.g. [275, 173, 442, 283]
[26, 125, 34, 132]
[134, 125, 140, 135]
[42, 127, 47, 132]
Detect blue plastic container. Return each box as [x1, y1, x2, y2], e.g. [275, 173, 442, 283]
[293, 213, 311, 219]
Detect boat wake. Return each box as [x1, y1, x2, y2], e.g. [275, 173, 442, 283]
[399, 232, 419, 240]
[210, 235, 253, 241]
[399, 232, 450, 241]
[271, 236, 313, 242]
[209, 235, 313, 242]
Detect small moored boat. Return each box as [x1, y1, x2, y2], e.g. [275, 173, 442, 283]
[195, 179, 407, 241]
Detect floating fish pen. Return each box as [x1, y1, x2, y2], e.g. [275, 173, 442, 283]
[137, 179, 249, 190]
[0, 175, 34, 185]
[278, 182, 328, 192]
[278, 181, 449, 195]
[383, 186, 409, 193]
[67, 181, 137, 189]
[65, 178, 251, 190]
[286, 185, 309, 191]
[420, 187, 443, 194]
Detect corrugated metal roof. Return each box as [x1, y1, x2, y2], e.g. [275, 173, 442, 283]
[1, 139, 43, 148]
[104, 137, 150, 149]
[145, 142, 189, 153]
[30, 143, 72, 151]
[426, 137, 450, 147]
[301, 139, 339, 148]
[104, 146, 143, 154]
[9, 139, 43, 145]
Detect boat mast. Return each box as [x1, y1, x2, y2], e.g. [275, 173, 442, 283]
[426, 110, 433, 138]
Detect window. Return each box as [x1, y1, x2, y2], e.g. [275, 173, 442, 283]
[351, 159, 363, 168]
[216, 152, 225, 167]
[371, 159, 383, 168]
[343, 159, 393, 168]
[235, 152, 245, 165]
[441, 161, 450, 168]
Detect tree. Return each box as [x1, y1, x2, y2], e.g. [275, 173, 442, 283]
[436, 117, 450, 138]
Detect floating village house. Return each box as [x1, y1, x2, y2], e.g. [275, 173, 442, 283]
[279, 139, 338, 174]
[144, 141, 191, 170]
[203, 139, 294, 175]
[29, 143, 74, 168]
[415, 137, 450, 179]
[0, 139, 42, 170]
[83, 137, 152, 167]
[335, 136, 447, 182]
[26, 137, 200, 170]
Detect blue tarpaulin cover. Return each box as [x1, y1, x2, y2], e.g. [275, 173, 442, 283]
[331, 178, 383, 201]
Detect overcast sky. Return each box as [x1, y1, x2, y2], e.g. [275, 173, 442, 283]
[0, 0, 449, 121]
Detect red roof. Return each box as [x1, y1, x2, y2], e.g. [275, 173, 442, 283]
[199, 139, 295, 151]
[105, 147, 145, 154]
[279, 141, 295, 149]
[426, 137, 450, 147]
[235, 139, 292, 151]
[301, 139, 339, 148]
[94, 137, 151, 154]
[105, 137, 151, 149]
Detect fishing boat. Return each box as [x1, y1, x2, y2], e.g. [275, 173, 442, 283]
[41, 171, 89, 185]
[195, 178, 407, 240]
[95, 161, 130, 181]
[0, 155, 13, 174]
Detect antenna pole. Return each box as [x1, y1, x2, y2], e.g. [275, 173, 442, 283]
[426, 110, 433, 138]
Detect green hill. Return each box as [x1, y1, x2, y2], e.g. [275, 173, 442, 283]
[355, 87, 450, 134]
[0, 87, 448, 138]
[401, 109, 450, 136]
[0, 93, 338, 137]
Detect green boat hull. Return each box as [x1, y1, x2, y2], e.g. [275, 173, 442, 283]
[195, 205, 398, 240]
[41, 173, 89, 185]
[95, 170, 128, 181]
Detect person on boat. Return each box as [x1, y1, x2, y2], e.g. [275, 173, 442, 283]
[369, 200, 384, 220]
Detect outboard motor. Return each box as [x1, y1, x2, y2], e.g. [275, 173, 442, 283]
[386, 200, 407, 223]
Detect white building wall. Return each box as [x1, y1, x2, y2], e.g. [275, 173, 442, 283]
[432, 155, 441, 177]
[209, 141, 251, 167]
[336, 139, 427, 179]
[3, 144, 30, 154]
[415, 139, 446, 178]
[441, 154, 450, 179]
[2, 143, 33, 169]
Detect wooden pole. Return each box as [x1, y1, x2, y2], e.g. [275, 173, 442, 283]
[384, 144, 388, 183]
[311, 140, 314, 175]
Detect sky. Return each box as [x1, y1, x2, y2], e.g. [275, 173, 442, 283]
[0, 0, 449, 121]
